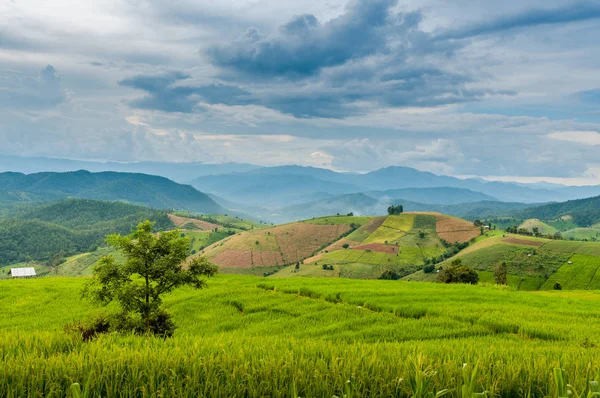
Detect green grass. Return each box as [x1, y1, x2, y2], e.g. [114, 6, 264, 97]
[542, 240, 600, 256]
[562, 228, 600, 241]
[547, 218, 579, 232]
[477, 271, 546, 291]
[4, 275, 600, 396]
[382, 214, 415, 231]
[541, 255, 600, 290]
[443, 242, 570, 278]
[303, 215, 372, 226]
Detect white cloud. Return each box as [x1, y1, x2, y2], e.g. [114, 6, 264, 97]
[547, 131, 600, 146]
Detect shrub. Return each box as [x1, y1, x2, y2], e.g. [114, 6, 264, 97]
[437, 259, 479, 285]
[423, 264, 435, 274]
[379, 270, 400, 280]
[554, 282, 562, 290]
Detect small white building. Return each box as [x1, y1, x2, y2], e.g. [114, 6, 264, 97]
[10, 267, 36, 278]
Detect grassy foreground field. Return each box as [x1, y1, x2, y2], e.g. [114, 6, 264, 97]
[2, 275, 600, 397]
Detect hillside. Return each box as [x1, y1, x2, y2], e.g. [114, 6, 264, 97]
[279, 213, 480, 279]
[0, 170, 224, 214]
[199, 215, 370, 275]
[405, 232, 600, 291]
[199, 213, 481, 279]
[517, 195, 600, 227]
[517, 219, 559, 235]
[0, 199, 174, 266]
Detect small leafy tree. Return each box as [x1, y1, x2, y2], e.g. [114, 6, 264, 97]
[494, 262, 508, 285]
[83, 220, 218, 336]
[387, 204, 404, 215]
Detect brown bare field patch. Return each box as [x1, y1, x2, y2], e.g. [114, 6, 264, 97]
[168, 214, 220, 230]
[252, 251, 284, 267]
[303, 238, 354, 264]
[274, 223, 352, 264]
[503, 237, 544, 247]
[435, 215, 480, 243]
[354, 243, 399, 253]
[205, 222, 351, 269]
[212, 250, 252, 268]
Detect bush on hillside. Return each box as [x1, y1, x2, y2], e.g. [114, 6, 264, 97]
[437, 259, 479, 285]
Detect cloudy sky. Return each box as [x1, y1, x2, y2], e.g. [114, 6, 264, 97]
[1, 0, 599, 184]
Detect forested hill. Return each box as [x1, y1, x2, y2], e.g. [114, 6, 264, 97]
[0, 199, 175, 266]
[0, 170, 224, 214]
[516, 195, 600, 226]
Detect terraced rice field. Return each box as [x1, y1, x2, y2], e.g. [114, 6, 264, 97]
[362, 214, 414, 244]
[5, 276, 600, 396]
[541, 255, 600, 290]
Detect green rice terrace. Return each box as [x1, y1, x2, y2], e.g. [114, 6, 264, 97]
[5, 210, 600, 397]
[2, 275, 600, 397]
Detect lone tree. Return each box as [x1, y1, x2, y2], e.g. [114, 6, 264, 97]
[494, 261, 508, 285]
[388, 204, 404, 215]
[84, 220, 218, 337]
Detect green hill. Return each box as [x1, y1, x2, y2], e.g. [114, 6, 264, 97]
[0, 170, 224, 214]
[517, 219, 558, 235]
[0, 199, 174, 266]
[517, 195, 600, 227]
[200, 213, 481, 279]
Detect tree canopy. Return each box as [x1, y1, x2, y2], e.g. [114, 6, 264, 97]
[84, 220, 218, 336]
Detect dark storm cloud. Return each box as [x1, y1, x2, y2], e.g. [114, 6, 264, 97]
[207, 0, 403, 78]
[119, 72, 254, 113]
[436, 1, 600, 40]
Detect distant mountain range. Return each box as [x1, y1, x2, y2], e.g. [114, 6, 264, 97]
[0, 170, 224, 214]
[0, 154, 258, 183]
[4, 155, 600, 225]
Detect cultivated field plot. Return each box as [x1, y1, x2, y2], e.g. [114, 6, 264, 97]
[345, 216, 386, 242]
[168, 214, 220, 230]
[5, 276, 600, 396]
[363, 215, 415, 244]
[435, 214, 480, 243]
[542, 240, 600, 256]
[353, 243, 399, 253]
[204, 222, 353, 269]
[503, 237, 544, 247]
[541, 255, 600, 290]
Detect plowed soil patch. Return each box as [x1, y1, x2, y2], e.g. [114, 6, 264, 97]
[212, 250, 252, 268]
[168, 214, 220, 230]
[435, 215, 480, 243]
[354, 243, 399, 253]
[503, 237, 544, 247]
[275, 223, 352, 264]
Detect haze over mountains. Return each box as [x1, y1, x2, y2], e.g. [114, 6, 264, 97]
[3, 155, 600, 224]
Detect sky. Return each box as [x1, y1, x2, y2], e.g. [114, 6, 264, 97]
[1, 0, 599, 184]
